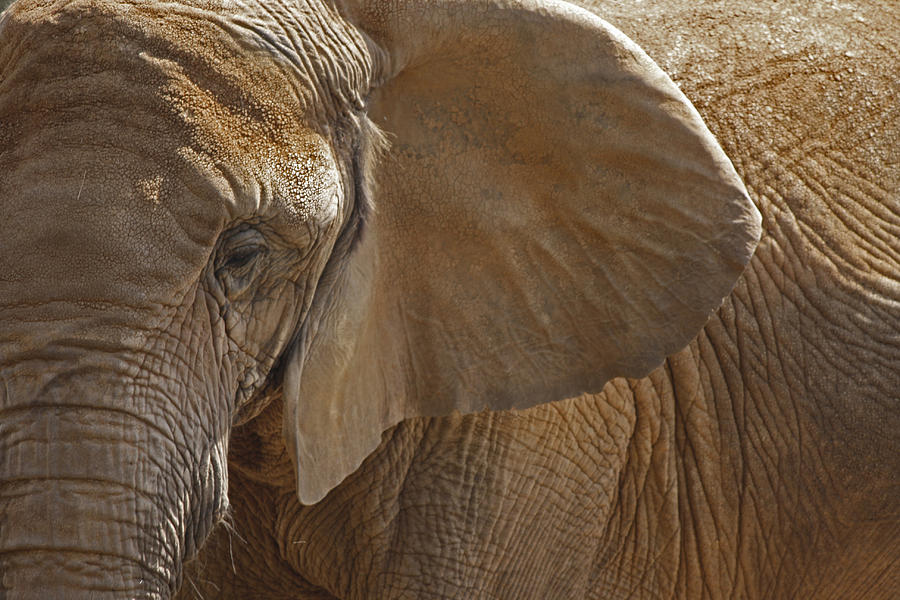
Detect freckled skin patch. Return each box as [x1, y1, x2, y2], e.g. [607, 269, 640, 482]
[137, 174, 165, 205]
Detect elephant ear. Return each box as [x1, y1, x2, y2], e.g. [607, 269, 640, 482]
[283, 0, 761, 504]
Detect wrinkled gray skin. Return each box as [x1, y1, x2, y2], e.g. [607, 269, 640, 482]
[0, 1, 897, 600]
[188, 2, 900, 598]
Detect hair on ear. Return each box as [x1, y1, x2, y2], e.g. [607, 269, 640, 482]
[333, 111, 389, 256]
[353, 112, 390, 211]
[358, 110, 391, 171]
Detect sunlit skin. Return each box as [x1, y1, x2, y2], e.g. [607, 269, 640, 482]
[0, 0, 897, 599]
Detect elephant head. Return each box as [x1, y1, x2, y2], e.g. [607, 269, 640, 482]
[0, 0, 760, 596]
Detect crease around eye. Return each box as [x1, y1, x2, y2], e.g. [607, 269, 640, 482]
[215, 228, 269, 296]
[222, 244, 267, 271]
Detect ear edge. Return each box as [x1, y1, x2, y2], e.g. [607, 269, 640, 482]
[283, 0, 761, 505]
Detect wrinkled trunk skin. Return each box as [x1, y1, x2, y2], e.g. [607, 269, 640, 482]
[0, 360, 225, 599]
[0, 15, 234, 595]
[0, 375, 171, 599]
[0, 3, 241, 596]
[0, 409, 171, 600]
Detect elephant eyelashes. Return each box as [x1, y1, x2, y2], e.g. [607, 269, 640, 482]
[214, 228, 269, 298]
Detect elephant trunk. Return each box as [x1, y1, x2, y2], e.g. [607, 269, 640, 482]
[0, 368, 227, 599]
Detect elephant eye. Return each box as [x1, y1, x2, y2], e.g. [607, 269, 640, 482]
[222, 245, 263, 270]
[215, 228, 269, 298]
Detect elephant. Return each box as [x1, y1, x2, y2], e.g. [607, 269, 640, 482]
[0, 0, 896, 599]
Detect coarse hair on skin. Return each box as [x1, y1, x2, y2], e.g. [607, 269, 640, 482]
[335, 108, 390, 256]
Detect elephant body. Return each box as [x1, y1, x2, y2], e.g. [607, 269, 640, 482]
[183, 2, 900, 598]
[0, 0, 895, 599]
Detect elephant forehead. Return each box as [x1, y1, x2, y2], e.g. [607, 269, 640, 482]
[0, 140, 338, 313]
[0, 0, 349, 214]
[0, 0, 346, 306]
[0, 146, 214, 310]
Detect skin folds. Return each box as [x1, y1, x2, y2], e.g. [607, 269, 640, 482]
[0, 1, 895, 599]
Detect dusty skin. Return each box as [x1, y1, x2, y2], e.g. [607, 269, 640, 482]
[0, 0, 896, 599]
